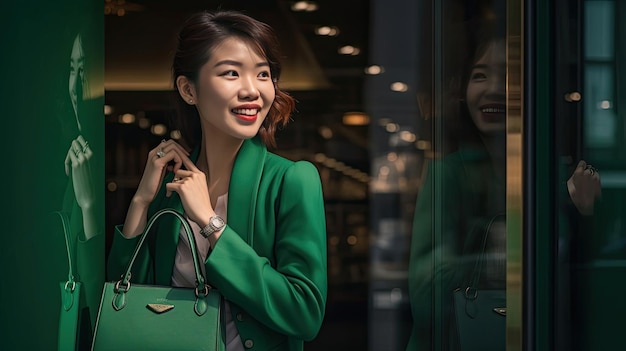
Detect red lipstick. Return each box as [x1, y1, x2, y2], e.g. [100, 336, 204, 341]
[232, 104, 261, 123]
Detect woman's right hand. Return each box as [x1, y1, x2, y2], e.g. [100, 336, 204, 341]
[133, 139, 190, 207]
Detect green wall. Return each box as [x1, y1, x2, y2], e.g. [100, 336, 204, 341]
[0, 1, 104, 349]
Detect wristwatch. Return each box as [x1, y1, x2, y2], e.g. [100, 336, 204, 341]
[199, 215, 226, 238]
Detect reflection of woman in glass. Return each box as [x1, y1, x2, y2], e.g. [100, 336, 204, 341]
[69, 34, 86, 137]
[407, 32, 507, 351]
[58, 32, 103, 335]
[407, 28, 601, 351]
[65, 33, 98, 240]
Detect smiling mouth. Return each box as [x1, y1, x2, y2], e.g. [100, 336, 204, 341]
[481, 106, 505, 114]
[232, 108, 259, 122]
[232, 108, 259, 115]
[480, 104, 506, 122]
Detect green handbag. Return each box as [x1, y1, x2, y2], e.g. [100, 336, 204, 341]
[453, 214, 506, 351]
[91, 208, 225, 351]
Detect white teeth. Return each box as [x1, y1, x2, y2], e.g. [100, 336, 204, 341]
[232, 108, 258, 116]
[481, 107, 505, 113]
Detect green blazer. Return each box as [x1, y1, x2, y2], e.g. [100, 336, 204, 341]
[107, 136, 328, 351]
[406, 145, 505, 350]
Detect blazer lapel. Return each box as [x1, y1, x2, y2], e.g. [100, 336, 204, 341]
[227, 136, 266, 246]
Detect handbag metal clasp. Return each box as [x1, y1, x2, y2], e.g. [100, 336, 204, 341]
[464, 287, 478, 300]
[195, 284, 210, 298]
[114, 280, 131, 293]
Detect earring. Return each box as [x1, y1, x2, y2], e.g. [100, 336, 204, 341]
[188, 99, 193, 103]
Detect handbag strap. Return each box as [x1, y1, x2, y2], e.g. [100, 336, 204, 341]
[54, 211, 77, 292]
[466, 213, 505, 294]
[118, 208, 207, 293]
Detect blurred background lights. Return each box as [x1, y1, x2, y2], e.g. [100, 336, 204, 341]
[323, 157, 338, 168]
[385, 123, 399, 133]
[347, 235, 358, 245]
[315, 26, 339, 36]
[365, 65, 384, 75]
[335, 161, 347, 172]
[318, 126, 334, 139]
[342, 111, 370, 126]
[390, 82, 408, 92]
[565, 91, 582, 102]
[600, 100, 611, 109]
[416, 140, 432, 150]
[291, 1, 318, 12]
[312, 152, 369, 183]
[338, 45, 360, 55]
[119, 113, 135, 124]
[379, 166, 390, 176]
[399, 131, 417, 142]
[314, 153, 326, 163]
[138, 117, 151, 129]
[107, 182, 117, 192]
[170, 130, 182, 139]
[151, 123, 167, 136]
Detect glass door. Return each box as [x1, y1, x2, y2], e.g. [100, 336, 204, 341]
[401, 1, 515, 350]
[535, 0, 626, 349]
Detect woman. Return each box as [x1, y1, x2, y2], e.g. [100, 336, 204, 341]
[407, 29, 600, 351]
[64, 32, 100, 244]
[407, 33, 508, 351]
[56, 31, 104, 344]
[107, 11, 327, 351]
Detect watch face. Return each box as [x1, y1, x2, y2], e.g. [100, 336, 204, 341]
[211, 216, 225, 227]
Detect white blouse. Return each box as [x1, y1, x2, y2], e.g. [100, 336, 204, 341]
[171, 194, 244, 351]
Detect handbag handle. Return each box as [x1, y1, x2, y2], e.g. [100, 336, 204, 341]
[113, 209, 210, 313]
[465, 213, 505, 299]
[54, 211, 77, 292]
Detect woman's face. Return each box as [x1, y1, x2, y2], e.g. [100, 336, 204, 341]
[69, 34, 85, 117]
[465, 41, 506, 135]
[192, 37, 276, 141]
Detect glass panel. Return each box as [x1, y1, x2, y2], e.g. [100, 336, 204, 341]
[553, 0, 626, 349]
[0, 2, 104, 349]
[366, 1, 424, 349]
[400, 1, 508, 350]
[584, 64, 616, 148]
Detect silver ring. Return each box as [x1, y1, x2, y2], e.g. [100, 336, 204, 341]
[161, 139, 167, 143]
[585, 165, 597, 175]
[172, 177, 182, 182]
[156, 149, 165, 158]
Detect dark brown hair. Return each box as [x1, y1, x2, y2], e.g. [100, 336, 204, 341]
[444, 21, 504, 151]
[172, 10, 295, 149]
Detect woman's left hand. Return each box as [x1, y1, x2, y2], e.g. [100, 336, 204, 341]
[567, 159, 601, 216]
[65, 134, 95, 210]
[165, 153, 214, 227]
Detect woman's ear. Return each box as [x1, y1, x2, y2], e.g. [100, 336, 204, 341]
[176, 76, 196, 105]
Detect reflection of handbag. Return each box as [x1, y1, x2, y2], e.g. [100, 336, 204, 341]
[453, 215, 506, 351]
[91, 208, 225, 351]
[55, 211, 92, 351]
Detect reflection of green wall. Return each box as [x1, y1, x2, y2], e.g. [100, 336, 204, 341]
[577, 267, 626, 348]
[0, 1, 103, 349]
